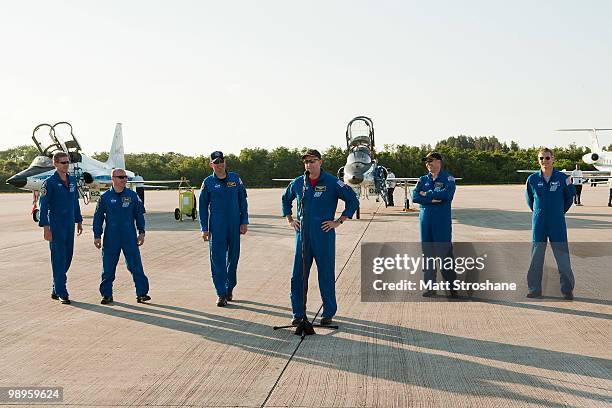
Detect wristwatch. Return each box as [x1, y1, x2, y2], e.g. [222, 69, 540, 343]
[335, 218, 344, 224]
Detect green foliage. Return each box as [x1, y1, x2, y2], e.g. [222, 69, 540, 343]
[0, 136, 601, 191]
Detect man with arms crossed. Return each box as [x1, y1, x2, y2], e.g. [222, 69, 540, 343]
[412, 152, 458, 298]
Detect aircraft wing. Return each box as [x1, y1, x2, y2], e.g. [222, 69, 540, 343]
[126, 180, 183, 188]
[386, 177, 420, 182]
[516, 169, 611, 185]
[517, 169, 610, 175]
[272, 178, 294, 182]
[133, 180, 183, 184]
[387, 177, 462, 183]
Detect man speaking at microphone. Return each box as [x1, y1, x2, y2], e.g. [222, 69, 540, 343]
[281, 149, 359, 327]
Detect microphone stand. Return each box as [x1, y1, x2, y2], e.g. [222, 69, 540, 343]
[273, 170, 338, 336]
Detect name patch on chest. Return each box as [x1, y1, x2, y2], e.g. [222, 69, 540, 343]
[550, 181, 559, 192]
[434, 182, 445, 190]
[315, 185, 326, 192]
[227, 181, 237, 187]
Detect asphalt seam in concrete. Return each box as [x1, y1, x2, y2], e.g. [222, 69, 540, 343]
[260, 203, 381, 408]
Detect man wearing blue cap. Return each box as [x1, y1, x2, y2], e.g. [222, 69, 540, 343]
[39, 151, 83, 304]
[199, 151, 249, 307]
[525, 147, 576, 300]
[282, 149, 359, 326]
[412, 152, 458, 298]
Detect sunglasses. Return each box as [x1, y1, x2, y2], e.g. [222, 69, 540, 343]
[425, 159, 436, 163]
[58, 161, 70, 165]
[303, 159, 319, 164]
[113, 175, 128, 179]
[538, 156, 552, 161]
[212, 158, 225, 164]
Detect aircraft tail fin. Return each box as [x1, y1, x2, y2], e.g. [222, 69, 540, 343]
[106, 123, 125, 169]
[556, 128, 612, 152]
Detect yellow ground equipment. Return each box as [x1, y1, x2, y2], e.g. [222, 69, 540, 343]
[174, 177, 197, 221]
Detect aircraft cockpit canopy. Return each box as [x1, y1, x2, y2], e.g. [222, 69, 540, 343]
[30, 155, 53, 169]
[346, 147, 372, 165]
[31, 122, 82, 159]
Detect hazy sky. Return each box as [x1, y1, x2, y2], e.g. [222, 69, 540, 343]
[2, 0, 611, 155]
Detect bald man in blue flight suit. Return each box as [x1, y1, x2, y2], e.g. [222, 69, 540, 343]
[282, 149, 359, 326]
[39, 152, 83, 304]
[200, 151, 249, 307]
[93, 168, 150, 304]
[525, 147, 576, 300]
[412, 152, 458, 298]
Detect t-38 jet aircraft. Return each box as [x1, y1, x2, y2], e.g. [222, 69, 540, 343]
[337, 116, 419, 213]
[274, 116, 424, 218]
[6, 122, 178, 221]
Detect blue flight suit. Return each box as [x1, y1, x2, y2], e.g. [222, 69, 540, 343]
[525, 169, 576, 294]
[93, 187, 149, 297]
[412, 170, 457, 285]
[281, 170, 359, 319]
[199, 172, 249, 298]
[38, 171, 83, 299]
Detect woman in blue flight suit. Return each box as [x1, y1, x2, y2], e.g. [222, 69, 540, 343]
[282, 149, 359, 325]
[39, 152, 83, 304]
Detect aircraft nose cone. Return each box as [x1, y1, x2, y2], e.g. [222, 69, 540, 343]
[347, 174, 364, 184]
[6, 175, 26, 188]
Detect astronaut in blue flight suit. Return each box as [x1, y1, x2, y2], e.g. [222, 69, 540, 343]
[525, 148, 576, 300]
[412, 152, 458, 298]
[199, 151, 249, 307]
[39, 152, 83, 304]
[93, 168, 150, 304]
[282, 149, 359, 326]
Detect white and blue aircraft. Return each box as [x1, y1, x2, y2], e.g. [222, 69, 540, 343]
[6, 122, 177, 221]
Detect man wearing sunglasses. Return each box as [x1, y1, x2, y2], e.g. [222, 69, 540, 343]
[199, 151, 249, 307]
[525, 147, 576, 300]
[38, 152, 83, 304]
[93, 168, 150, 304]
[412, 152, 458, 298]
[282, 149, 359, 327]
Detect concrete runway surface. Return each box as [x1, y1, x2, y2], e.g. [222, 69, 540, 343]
[0, 185, 610, 407]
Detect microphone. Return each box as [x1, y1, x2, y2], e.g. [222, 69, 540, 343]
[304, 170, 310, 178]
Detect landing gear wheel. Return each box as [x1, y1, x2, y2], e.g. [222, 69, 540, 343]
[32, 209, 40, 222]
[356, 207, 361, 220]
[174, 208, 181, 221]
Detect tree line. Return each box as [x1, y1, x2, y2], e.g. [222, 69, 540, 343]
[1, 136, 609, 192]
